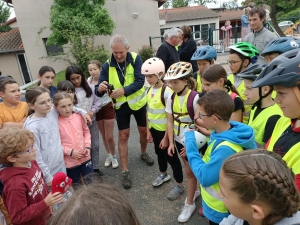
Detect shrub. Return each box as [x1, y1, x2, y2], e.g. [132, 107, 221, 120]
[138, 45, 155, 62]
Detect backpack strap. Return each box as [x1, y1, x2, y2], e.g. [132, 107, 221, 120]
[187, 90, 199, 120]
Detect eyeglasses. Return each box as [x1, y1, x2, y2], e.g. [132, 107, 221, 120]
[227, 60, 241, 66]
[196, 112, 222, 121]
[37, 98, 53, 106]
[17, 144, 34, 155]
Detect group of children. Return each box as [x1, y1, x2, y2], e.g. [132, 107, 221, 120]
[0, 35, 300, 225]
[0, 60, 120, 225]
[141, 36, 300, 224]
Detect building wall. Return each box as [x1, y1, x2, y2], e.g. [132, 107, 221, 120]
[0, 52, 24, 85]
[160, 18, 220, 30]
[8, 20, 18, 28]
[12, 0, 161, 81]
[95, 0, 161, 53]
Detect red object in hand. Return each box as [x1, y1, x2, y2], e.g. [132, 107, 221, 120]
[51, 172, 72, 194]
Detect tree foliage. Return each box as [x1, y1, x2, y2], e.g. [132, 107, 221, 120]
[223, 0, 239, 9]
[163, 0, 217, 8]
[0, 2, 11, 32]
[43, 0, 115, 75]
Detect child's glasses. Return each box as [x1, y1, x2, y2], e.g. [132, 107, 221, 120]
[196, 112, 222, 121]
[227, 60, 241, 66]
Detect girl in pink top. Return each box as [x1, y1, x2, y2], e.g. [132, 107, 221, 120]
[53, 92, 94, 188]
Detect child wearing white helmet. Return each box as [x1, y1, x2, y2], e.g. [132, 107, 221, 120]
[141, 57, 184, 194]
[164, 61, 202, 223]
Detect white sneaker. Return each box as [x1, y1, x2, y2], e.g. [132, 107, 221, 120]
[111, 156, 119, 169]
[185, 189, 201, 204]
[178, 202, 196, 223]
[104, 155, 112, 167]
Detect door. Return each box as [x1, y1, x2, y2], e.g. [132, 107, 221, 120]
[16, 53, 32, 84]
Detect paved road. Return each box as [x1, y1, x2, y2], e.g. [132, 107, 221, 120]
[99, 53, 230, 225]
[99, 119, 207, 225]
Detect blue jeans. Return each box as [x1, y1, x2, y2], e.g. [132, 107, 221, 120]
[67, 160, 94, 188]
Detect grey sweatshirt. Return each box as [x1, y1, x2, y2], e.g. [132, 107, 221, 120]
[23, 106, 87, 184]
[244, 27, 277, 63]
[220, 211, 300, 225]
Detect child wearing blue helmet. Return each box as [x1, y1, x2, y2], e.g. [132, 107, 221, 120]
[191, 46, 217, 92]
[261, 37, 300, 63]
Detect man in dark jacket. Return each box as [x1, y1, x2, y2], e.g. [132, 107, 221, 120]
[156, 27, 181, 72]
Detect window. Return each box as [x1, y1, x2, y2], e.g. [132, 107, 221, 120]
[201, 24, 209, 40]
[42, 38, 64, 56]
[194, 25, 200, 39]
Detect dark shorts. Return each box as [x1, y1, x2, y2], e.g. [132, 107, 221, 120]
[96, 102, 115, 121]
[115, 102, 147, 130]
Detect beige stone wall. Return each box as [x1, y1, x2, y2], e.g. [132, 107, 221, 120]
[11, 0, 161, 81]
[0, 53, 24, 85]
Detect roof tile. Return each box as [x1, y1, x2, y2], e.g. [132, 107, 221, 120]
[218, 9, 244, 21]
[159, 5, 219, 22]
[0, 28, 24, 53]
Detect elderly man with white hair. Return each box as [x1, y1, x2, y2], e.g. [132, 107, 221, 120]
[95, 34, 154, 189]
[156, 27, 182, 72]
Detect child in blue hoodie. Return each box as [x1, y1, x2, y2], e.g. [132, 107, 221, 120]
[185, 89, 256, 225]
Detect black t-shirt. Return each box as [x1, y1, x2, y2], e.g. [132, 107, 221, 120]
[251, 107, 281, 143]
[272, 121, 300, 158]
[233, 96, 244, 112]
[156, 42, 180, 72]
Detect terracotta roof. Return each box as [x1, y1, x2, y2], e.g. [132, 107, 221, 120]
[4, 17, 16, 25]
[218, 9, 244, 22]
[0, 28, 24, 53]
[159, 5, 219, 22]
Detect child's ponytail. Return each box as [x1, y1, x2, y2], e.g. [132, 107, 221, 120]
[224, 80, 240, 96]
[187, 76, 197, 91]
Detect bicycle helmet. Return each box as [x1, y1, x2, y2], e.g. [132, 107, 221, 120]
[237, 63, 266, 81]
[261, 37, 300, 57]
[141, 57, 165, 76]
[252, 48, 300, 88]
[191, 46, 217, 61]
[164, 62, 193, 80]
[238, 64, 272, 109]
[183, 131, 207, 149]
[228, 42, 259, 64]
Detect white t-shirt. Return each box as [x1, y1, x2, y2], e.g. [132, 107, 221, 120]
[165, 92, 199, 144]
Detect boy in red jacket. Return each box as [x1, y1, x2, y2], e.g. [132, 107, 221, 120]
[0, 127, 63, 225]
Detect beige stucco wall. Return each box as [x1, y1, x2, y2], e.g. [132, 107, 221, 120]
[0, 53, 24, 85]
[12, 0, 72, 80]
[96, 0, 161, 53]
[12, 0, 161, 81]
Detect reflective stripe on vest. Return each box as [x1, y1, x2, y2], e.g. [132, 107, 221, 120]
[228, 74, 251, 124]
[248, 104, 282, 145]
[108, 52, 146, 110]
[201, 140, 243, 213]
[196, 74, 202, 92]
[173, 90, 194, 136]
[146, 86, 169, 131]
[267, 117, 300, 174]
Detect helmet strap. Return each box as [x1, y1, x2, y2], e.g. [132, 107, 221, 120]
[234, 58, 245, 75]
[177, 85, 188, 96]
[252, 86, 273, 109]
